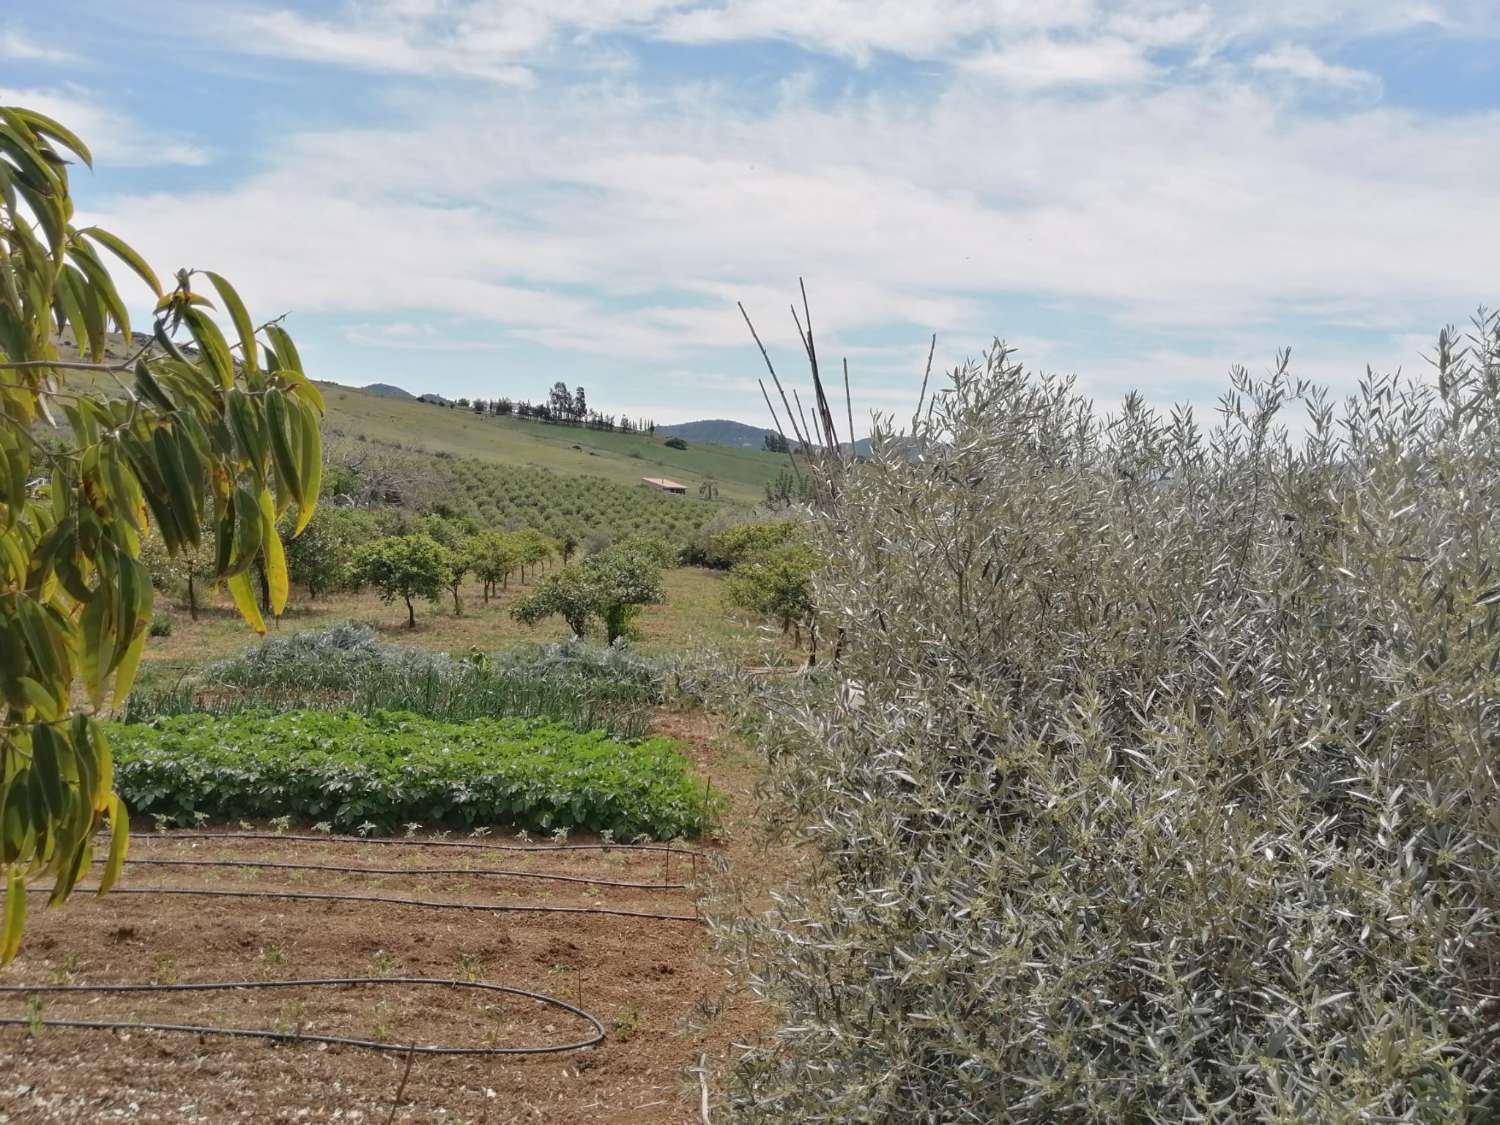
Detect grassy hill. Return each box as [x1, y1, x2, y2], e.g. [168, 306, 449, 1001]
[321, 383, 789, 505]
[49, 335, 790, 506]
[659, 418, 776, 449]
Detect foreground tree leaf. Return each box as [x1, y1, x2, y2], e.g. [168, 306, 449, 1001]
[0, 103, 323, 962]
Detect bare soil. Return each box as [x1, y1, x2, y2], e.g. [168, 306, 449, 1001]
[0, 711, 774, 1124]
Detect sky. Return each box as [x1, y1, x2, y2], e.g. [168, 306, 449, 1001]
[3, 1, 1497, 432]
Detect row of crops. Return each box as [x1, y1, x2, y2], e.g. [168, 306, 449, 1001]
[428, 459, 723, 546]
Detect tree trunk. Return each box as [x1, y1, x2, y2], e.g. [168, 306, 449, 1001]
[187, 572, 198, 622]
[452, 586, 462, 616]
[405, 595, 416, 628]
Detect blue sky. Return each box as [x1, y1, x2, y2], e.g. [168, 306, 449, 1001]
[3, 1, 1497, 431]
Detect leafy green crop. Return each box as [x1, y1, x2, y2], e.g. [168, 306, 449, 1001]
[110, 710, 716, 839]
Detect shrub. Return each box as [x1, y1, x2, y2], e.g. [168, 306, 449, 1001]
[688, 518, 801, 569]
[111, 710, 715, 838]
[147, 616, 174, 638]
[664, 436, 688, 450]
[719, 321, 1500, 1120]
[126, 624, 662, 738]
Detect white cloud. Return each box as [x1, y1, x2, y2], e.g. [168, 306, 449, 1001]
[1250, 45, 1380, 91]
[197, 0, 1492, 77]
[963, 37, 1159, 88]
[0, 28, 78, 63]
[82, 69, 1498, 382]
[0, 86, 210, 166]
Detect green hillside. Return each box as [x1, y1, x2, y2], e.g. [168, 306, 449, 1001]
[49, 335, 789, 505]
[320, 383, 789, 504]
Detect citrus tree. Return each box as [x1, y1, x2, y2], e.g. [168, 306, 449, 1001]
[466, 530, 522, 601]
[511, 545, 663, 642]
[352, 534, 451, 628]
[1, 104, 324, 961]
[725, 540, 819, 646]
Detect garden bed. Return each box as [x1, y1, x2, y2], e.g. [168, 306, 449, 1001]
[110, 710, 717, 839]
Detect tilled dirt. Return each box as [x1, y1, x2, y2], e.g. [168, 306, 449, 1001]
[0, 713, 774, 1123]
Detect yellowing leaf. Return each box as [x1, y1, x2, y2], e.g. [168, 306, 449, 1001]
[226, 569, 266, 634]
[258, 488, 288, 617]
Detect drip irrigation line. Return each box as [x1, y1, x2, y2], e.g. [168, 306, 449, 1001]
[111, 857, 689, 891]
[24, 885, 703, 924]
[123, 830, 706, 859]
[0, 977, 604, 1056]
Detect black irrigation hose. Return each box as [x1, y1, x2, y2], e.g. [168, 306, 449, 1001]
[25, 885, 703, 923]
[0, 977, 605, 1055]
[113, 857, 689, 891]
[128, 830, 707, 859]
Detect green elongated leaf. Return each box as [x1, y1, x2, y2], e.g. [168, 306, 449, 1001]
[258, 487, 289, 616]
[13, 178, 65, 255]
[96, 791, 129, 895]
[262, 324, 302, 378]
[226, 485, 263, 576]
[153, 426, 200, 545]
[152, 319, 190, 363]
[53, 263, 92, 358]
[275, 368, 326, 414]
[50, 837, 93, 908]
[214, 498, 234, 575]
[263, 389, 302, 512]
[15, 595, 62, 694]
[17, 677, 62, 722]
[78, 587, 112, 706]
[292, 397, 322, 535]
[64, 264, 107, 362]
[0, 123, 60, 194]
[111, 621, 147, 709]
[31, 725, 66, 828]
[69, 241, 131, 340]
[133, 359, 176, 414]
[80, 226, 162, 296]
[225, 388, 267, 479]
[226, 568, 266, 634]
[179, 305, 234, 388]
[75, 716, 112, 810]
[204, 271, 257, 374]
[14, 107, 93, 167]
[1, 868, 26, 965]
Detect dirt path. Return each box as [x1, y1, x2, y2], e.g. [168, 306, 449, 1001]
[0, 710, 770, 1123]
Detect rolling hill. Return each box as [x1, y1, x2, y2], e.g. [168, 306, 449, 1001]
[361, 382, 416, 399]
[50, 335, 790, 506]
[658, 419, 777, 449]
[320, 383, 788, 505]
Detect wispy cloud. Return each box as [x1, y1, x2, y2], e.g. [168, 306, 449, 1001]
[1250, 45, 1380, 91]
[0, 28, 79, 63]
[0, 86, 210, 166]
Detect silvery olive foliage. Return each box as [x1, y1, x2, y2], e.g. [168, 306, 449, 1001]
[717, 314, 1500, 1122]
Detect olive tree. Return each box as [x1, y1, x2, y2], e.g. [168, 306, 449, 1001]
[0, 105, 323, 960]
[352, 534, 450, 628]
[720, 323, 1500, 1121]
